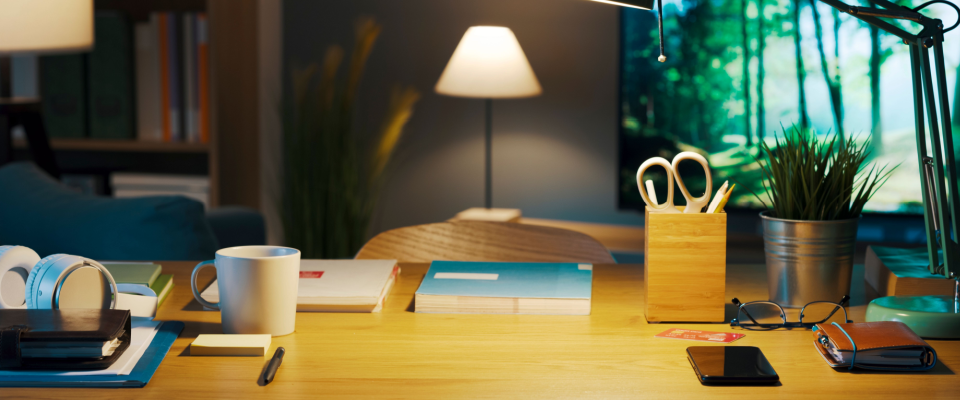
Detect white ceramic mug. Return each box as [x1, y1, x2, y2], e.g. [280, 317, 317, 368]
[191, 246, 300, 336]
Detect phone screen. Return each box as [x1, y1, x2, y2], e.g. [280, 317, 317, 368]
[686, 346, 779, 385]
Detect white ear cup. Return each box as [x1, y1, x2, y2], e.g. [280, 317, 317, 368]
[0, 245, 41, 309]
[25, 254, 119, 310]
[24, 253, 72, 309]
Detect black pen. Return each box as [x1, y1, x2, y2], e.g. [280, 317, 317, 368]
[261, 347, 285, 385]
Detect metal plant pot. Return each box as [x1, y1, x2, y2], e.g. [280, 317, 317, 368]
[760, 211, 859, 308]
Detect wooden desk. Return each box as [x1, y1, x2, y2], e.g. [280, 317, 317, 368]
[6, 262, 959, 399]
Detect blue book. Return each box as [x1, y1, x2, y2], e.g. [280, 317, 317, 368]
[0, 321, 184, 388]
[415, 261, 592, 315]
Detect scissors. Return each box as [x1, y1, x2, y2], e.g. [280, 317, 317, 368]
[636, 151, 713, 213]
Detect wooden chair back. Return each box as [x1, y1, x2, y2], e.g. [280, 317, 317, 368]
[355, 221, 616, 264]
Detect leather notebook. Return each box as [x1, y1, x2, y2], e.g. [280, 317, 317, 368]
[0, 309, 131, 370]
[812, 321, 937, 371]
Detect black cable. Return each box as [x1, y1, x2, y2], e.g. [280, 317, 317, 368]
[657, 0, 666, 62]
[912, 0, 960, 32]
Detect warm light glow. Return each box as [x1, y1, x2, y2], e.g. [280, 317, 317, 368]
[435, 26, 541, 99]
[0, 0, 94, 54]
[588, 0, 654, 10]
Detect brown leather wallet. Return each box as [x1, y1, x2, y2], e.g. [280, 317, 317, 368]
[812, 321, 937, 371]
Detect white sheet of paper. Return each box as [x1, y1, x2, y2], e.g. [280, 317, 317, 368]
[0, 317, 161, 377]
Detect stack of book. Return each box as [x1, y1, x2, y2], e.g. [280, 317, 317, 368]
[101, 262, 174, 308]
[135, 12, 209, 143]
[110, 173, 209, 209]
[40, 11, 209, 142]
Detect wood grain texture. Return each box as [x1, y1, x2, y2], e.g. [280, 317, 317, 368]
[355, 221, 616, 264]
[520, 217, 645, 253]
[644, 207, 726, 322]
[5, 261, 959, 399]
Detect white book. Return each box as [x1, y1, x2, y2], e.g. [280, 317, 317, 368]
[134, 20, 162, 141]
[110, 173, 209, 189]
[201, 259, 400, 312]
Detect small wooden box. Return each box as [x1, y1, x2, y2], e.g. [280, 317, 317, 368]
[644, 206, 726, 322]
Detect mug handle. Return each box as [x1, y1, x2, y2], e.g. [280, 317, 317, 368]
[191, 260, 219, 310]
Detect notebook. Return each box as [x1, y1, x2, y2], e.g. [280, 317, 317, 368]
[0, 319, 183, 388]
[414, 261, 593, 315]
[812, 321, 938, 371]
[101, 262, 163, 287]
[201, 259, 399, 312]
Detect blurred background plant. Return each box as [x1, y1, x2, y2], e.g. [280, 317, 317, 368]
[282, 17, 420, 258]
[754, 126, 895, 221]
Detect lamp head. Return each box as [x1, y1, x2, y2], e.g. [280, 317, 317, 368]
[435, 26, 542, 99]
[589, 0, 655, 10]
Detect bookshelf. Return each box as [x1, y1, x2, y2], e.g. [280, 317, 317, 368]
[13, 0, 263, 209]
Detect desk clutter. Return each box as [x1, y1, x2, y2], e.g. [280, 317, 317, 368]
[1, 242, 948, 390]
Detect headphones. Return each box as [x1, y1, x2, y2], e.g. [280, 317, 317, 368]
[0, 245, 119, 310]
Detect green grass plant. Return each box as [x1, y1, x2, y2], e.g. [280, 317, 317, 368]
[754, 126, 895, 221]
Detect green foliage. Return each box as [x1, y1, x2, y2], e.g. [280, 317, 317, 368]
[282, 18, 420, 258]
[754, 126, 895, 220]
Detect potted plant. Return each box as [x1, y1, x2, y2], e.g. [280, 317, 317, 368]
[754, 127, 894, 307]
[282, 18, 420, 259]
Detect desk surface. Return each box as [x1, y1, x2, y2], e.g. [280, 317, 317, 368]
[6, 262, 959, 399]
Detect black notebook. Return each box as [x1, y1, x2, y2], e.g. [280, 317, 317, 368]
[0, 309, 131, 370]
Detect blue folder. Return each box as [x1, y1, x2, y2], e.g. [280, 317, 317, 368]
[0, 320, 184, 388]
[416, 261, 592, 299]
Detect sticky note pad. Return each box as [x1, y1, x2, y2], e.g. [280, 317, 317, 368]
[190, 334, 272, 356]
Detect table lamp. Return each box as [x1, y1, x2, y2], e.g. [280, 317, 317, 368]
[436, 26, 541, 214]
[0, 0, 94, 178]
[589, 0, 960, 338]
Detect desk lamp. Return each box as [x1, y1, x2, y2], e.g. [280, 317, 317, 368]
[589, 0, 960, 338]
[0, 0, 94, 178]
[435, 26, 541, 215]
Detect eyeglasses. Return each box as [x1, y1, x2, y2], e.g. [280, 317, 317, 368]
[729, 295, 852, 330]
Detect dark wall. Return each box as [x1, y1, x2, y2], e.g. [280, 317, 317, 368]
[283, 0, 644, 233]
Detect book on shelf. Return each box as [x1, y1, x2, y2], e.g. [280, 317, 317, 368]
[414, 261, 593, 315]
[201, 259, 400, 312]
[88, 11, 135, 140]
[110, 173, 210, 209]
[135, 11, 208, 143]
[39, 54, 87, 138]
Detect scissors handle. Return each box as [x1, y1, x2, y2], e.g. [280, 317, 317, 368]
[637, 157, 680, 213]
[671, 152, 713, 214]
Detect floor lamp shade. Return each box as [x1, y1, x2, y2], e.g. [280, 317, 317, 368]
[435, 26, 541, 99]
[0, 0, 94, 54]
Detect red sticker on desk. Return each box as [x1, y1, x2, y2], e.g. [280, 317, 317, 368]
[655, 328, 744, 343]
[299, 271, 324, 278]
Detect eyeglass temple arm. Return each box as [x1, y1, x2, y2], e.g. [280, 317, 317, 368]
[731, 298, 764, 325]
[817, 295, 853, 323]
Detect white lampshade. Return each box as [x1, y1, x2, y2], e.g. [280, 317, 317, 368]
[0, 0, 94, 54]
[435, 26, 542, 99]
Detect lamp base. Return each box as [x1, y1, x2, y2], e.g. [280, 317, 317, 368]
[451, 208, 522, 223]
[865, 295, 960, 339]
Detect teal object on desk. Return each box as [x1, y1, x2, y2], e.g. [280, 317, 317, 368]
[416, 261, 592, 299]
[866, 296, 960, 339]
[0, 321, 184, 388]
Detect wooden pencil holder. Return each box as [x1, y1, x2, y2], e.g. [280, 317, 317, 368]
[644, 206, 726, 322]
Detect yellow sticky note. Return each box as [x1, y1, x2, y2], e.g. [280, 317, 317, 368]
[190, 334, 271, 356]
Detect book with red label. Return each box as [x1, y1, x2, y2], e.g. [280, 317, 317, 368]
[200, 260, 399, 312]
[655, 328, 745, 343]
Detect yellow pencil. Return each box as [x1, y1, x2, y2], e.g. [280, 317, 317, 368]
[714, 184, 735, 213]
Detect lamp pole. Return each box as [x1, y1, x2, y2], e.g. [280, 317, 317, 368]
[818, 0, 960, 280]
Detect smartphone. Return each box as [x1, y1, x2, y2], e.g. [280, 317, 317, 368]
[686, 346, 779, 385]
